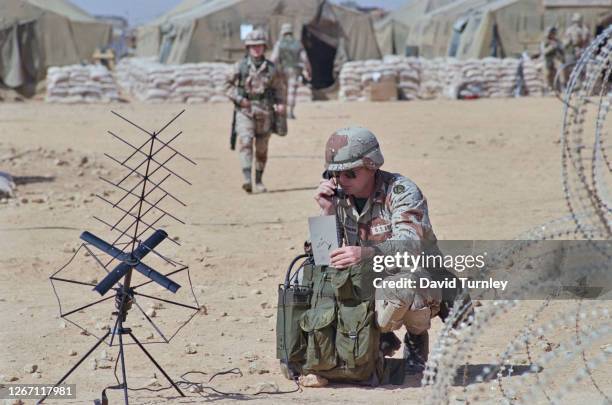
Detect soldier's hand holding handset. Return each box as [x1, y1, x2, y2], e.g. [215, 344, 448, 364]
[314, 176, 337, 216]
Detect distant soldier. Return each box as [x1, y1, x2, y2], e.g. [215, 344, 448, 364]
[225, 29, 286, 193]
[271, 23, 311, 119]
[563, 13, 592, 65]
[540, 26, 564, 92]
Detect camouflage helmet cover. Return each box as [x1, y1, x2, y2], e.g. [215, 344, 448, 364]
[325, 127, 384, 171]
[244, 29, 268, 47]
[280, 23, 293, 36]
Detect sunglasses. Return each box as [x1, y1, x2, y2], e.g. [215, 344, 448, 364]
[330, 169, 357, 179]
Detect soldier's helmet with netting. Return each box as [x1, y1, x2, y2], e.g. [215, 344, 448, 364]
[324, 127, 384, 171]
[244, 29, 268, 47]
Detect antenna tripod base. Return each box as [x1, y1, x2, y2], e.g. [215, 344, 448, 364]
[37, 320, 185, 404]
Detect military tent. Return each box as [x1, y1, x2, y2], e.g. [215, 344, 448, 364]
[374, 0, 459, 56]
[543, 1, 611, 35]
[0, 0, 112, 91]
[137, 0, 381, 89]
[400, 0, 610, 59]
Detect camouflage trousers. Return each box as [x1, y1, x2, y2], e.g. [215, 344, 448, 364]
[235, 108, 272, 171]
[283, 68, 300, 108]
[375, 272, 441, 335]
[544, 65, 558, 92]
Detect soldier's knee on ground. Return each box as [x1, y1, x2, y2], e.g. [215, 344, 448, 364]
[374, 272, 441, 335]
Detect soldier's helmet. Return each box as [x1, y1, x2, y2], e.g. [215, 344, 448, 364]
[244, 29, 268, 47]
[546, 26, 557, 36]
[280, 23, 293, 36]
[325, 127, 384, 171]
[571, 13, 583, 24]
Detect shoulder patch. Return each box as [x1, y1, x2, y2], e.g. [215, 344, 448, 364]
[393, 184, 405, 194]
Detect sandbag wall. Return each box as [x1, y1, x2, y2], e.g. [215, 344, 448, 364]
[46, 65, 121, 103]
[116, 58, 313, 104]
[339, 56, 546, 101]
[115, 58, 231, 103]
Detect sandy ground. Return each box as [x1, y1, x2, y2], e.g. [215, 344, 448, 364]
[0, 98, 610, 404]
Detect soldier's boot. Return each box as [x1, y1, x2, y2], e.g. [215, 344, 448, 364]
[404, 330, 428, 374]
[289, 106, 296, 119]
[242, 168, 252, 193]
[380, 332, 402, 357]
[255, 170, 267, 193]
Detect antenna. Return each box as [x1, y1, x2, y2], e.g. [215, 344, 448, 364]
[41, 110, 199, 404]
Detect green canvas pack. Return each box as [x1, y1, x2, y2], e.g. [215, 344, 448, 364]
[276, 260, 383, 384]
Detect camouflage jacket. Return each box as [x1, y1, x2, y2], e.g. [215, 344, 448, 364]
[271, 37, 308, 72]
[563, 25, 591, 58]
[225, 56, 285, 111]
[541, 38, 564, 67]
[336, 170, 437, 256]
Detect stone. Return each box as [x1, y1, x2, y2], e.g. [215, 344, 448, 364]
[251, 289, 262, 295]
[54, 159, 68, 166]
[198, 305, 208, 315]
[188, 385, 203, 393]
[99, 349, 112, 361]
[145, 308, 156, 318]
[95, 322, 110, 331]
[150, 302, 164, 310]
[147, 378, 160, 387]
[97, 360, 112, 369]
[89, 359, 98, 370]
[299, 374, 329, 388]
[32, 372, 42, 379]
[69, 350, 77, 356]
[23, 364, 37, 373]
[185, 344, 197, 354]
[146, 331, 155, 340]
[244, 352, 258, 362]
[254, 382, 279, 394]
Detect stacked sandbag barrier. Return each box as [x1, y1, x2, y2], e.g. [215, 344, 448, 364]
[115, 58, 313, 104]
[338, 56, 547, 101]
[115, 58, 232, 103]
[46, 65, 120, 104]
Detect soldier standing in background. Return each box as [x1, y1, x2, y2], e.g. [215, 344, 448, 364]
[540, 26, 564, 93]
[225, 29, 286, 193]
[563, 13, 592, 68]
[271, 23, 311, 119]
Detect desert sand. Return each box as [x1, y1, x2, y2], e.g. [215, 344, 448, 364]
[0, 98, 609, 404]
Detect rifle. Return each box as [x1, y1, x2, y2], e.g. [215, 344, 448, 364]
[230, 108, 237, 150]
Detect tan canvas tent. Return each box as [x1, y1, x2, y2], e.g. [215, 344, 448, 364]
[402, 0, 610, 59]
[0, 0, 112, 91]
[137, 0, 381, 88]
[374, 0, 459, 56]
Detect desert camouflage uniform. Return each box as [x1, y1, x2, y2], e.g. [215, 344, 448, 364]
[541, 27, 564, 92]
[324, 127, 441, 337]
[271, 24, 310, 116]
[225, 30, 285, 190]
[563, 15, 592, 65]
